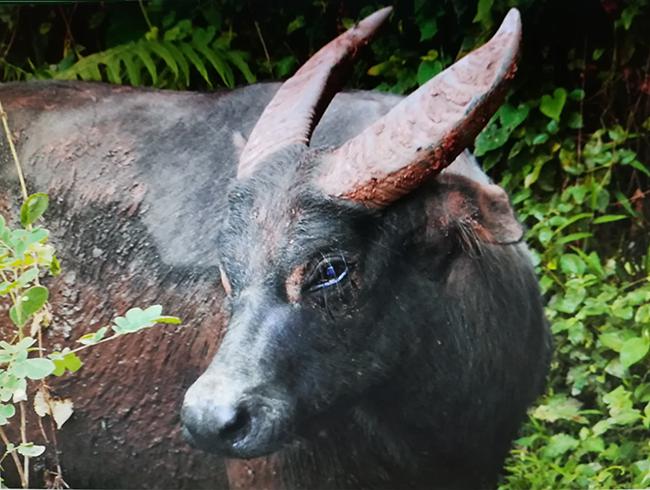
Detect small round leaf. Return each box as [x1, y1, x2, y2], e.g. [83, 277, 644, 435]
[20, 193, 49, 227]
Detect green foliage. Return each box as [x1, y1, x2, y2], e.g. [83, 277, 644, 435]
[48, 24, 255, 89]
[0, 4, 255, 89]
[0, 0, 649, 488]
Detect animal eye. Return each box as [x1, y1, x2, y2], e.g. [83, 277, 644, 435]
[307, 255, 349, 292]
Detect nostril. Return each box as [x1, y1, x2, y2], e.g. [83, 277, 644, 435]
[182, 400, 253, 449]
[219, 405, 251, 441]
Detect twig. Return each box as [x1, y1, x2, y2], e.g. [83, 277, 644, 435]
[577, 36, 587, 166]
[57, 6, 76, 60]
[138, 0, 154, 31]
[0, 427, 26, 487]
[0, 100, 28, 201]
[254, 21, 273, 77]
[1, 7, 20, 60]
[19, 401, 29, 488]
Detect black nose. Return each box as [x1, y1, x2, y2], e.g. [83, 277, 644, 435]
[181, 401, 252, 453]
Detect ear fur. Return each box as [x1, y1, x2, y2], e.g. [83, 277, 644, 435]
[423, 174, 523, 245]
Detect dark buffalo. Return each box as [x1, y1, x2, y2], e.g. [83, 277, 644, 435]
[0, 7, 550, 490]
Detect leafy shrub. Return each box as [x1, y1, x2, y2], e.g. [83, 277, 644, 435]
[0, 0, 648, 488]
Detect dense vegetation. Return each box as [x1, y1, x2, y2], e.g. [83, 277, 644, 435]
[1, 0, 649, 488]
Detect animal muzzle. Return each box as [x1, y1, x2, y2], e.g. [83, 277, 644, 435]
[181, 374, 293, 458]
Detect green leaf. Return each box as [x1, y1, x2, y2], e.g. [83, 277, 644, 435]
[0, 403, 16, 425]
[499, 103, 529, 129]
[50, 255, 61, 276]
[16, 443, 45, 457]
[192, 26, 216, 46]
[553, 286, 587, 314]
[533, 396, 586, 423]
[556, 232, 592, 245]
[10, 286, 49, 326]
[600, 331, 626, 352]
[560, 254, 586, 275]
[532, 133, 549, 145]
[567, 112, 583, 129]
[155, 316, 182, 325]
[148, 41, 179, 79]
[474, 124, 510, 156]
[179, 42, 211, 86]
[20, 193, 49, 227]
[418, 18, 437, 41]
[593, 214, 628, 224]
[193, 42, 234, 88]
[112, 305, 165, 334]
[416, 60, 442, 86]
[286, 15, 305, 34]
[49, 351, 83, 376]
[628, 159, 650, 177]
[472, 0, 493, 26]
[540, 88, 567, 121]
[620, 337, 650, 369]
[585, 251, 605, 277]
[569, 88, 585, 101]
[543, 433, 579, 459]
[79, 63, 102, 81]
[135, 44, 158, 84]
[635, 304, 650, 324]
[77, 326, 109, 346]
[16, 268, 38, 286]
[612, 299, 634, 320]
[581, 437, 605, 454]
[124, 54, 142, 86]
[620, 5, 639, 30]
[274, 55, 297, 78]
[162, 41, 190, 86]
[224, 50, 256, 84]
[104, 56, 122, 84]
[23, 358, 55, 380]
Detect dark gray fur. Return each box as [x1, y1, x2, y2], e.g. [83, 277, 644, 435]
[0, 81, 551, 489]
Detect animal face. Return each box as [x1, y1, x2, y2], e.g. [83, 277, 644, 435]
[182, 147, 398, 457]
[181, 7, 524, 459]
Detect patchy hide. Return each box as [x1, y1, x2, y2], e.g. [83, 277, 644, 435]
[0, 7, 551, 490]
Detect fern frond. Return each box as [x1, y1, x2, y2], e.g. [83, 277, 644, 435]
[178, 42, 211, 87]
[134, 43, 158, 85]
[50, 30, 256, 89]
[162, 41, 189, 86]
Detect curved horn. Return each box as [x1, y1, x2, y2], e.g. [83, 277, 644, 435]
[316, 8, 522, 207]
[237, 7, 393, 179]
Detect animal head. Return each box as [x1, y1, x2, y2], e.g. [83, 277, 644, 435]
[181, 7, 523, 458]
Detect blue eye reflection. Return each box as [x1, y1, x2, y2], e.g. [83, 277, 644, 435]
[308, 256, 349, 292]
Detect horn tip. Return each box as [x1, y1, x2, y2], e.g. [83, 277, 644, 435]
[498, 8, 522, 36]
[356, 6, 393, 32]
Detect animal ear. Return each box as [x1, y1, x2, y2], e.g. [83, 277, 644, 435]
[428, 174, 523, 245]
[237, 7, 392, 179]
[315, 9, 522, 208]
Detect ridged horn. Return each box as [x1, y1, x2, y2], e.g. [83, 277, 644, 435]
[237, 6, 393, 179]
[315, 8, 522, 207]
